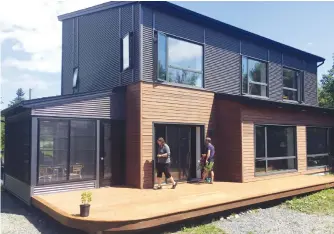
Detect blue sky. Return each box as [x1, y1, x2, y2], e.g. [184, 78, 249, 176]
[1, 1, 333, 107]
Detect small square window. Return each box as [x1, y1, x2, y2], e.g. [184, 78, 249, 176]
[72, 67, 78, 88]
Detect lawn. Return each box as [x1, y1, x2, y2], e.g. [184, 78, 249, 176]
[178, 224, 225, 234]
[283, 188, 334, 215]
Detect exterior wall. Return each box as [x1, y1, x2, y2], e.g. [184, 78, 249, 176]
[138, 82, 214, 188]
[4, 174, 32, 205]
[214, 99, 242, 182]
[31, 93, 125, 119]
[61, 3, 140, 95]
[241, 105, 334, 182]
[32, 181, 96, 195]
[141, 6, 319, 106]
[125, 83, 142, 188]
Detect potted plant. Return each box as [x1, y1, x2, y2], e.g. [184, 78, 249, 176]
[80, 191, 92, 217]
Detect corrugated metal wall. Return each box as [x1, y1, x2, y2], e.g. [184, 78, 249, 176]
[61, 3, 140, 95]
[32, 181, 96, 195]
[4, 174, 32, 205]
[141, 6, 319, 106]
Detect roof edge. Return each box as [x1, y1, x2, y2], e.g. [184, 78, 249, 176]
[58, 1, 135, 21]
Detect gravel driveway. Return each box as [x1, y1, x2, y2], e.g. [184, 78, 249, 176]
[216, 206, 334, 234]
[1, 190, 86, 234]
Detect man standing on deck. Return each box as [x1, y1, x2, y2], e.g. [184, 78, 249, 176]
[202, 137, 215, 184]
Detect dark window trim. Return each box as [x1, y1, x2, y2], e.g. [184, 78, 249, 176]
[37, 118, 98, 186]
[241, 56, 269, 97]
[282, 66, 304, 103]
[254, 124, 297, 176]
[155, 30, 204, 88]
[121, 32, 133, 72]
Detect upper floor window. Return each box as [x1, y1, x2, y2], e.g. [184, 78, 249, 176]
[157, 32, 203, 88]
[72, 67, 79, 88]
[242, 57, 268, 97]
[283, 68, 303, 102]
[122, 34, 130, 71]
[307, 127, 330, 168]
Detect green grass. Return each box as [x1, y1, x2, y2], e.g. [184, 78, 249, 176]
[283, 188, 334, 215]
[179, 224, 225, 234]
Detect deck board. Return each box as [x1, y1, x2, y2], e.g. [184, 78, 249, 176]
[32, 175, 334, 233]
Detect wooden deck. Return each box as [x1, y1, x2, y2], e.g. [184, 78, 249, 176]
[32, 175, 334, 233]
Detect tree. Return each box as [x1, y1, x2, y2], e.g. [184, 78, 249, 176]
[318, 54, 334, 108]
[8, 88, 25, 107]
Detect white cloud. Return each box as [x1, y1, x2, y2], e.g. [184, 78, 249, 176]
[0, 0, 110, 73]
[307, 42, 313, 46]
[2, 74, 58, 90]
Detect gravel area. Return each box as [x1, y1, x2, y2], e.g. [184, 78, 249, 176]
[216, 206, 334, 234]
[1, 190, 86, 234]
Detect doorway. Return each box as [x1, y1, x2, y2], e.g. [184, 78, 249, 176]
[153, 124, 204, 184]
[99, 120, 125, 187]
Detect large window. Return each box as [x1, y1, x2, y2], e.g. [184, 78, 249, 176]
[307, 127, 330, 168]
[283, 68, 303, 102]
[255, 125, 297, 174]
[242, 57, 268, 97]
[38, 119, 96, 185]
[157, 32, 203, 88]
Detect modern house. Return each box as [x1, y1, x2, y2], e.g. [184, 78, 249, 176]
[2, 1, 333, 205]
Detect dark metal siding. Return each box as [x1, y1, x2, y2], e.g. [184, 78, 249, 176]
[241, 41, 268, 61]
[205, 29, 240, 94]
[61, 19, 74, 95]
[304, 71, 318, 106]
[141, 6, 319, 106]
[142, 6, 154, 82]
[61, 3, 140, 94]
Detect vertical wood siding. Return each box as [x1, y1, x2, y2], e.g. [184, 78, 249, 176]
[241, 105, 334, 182]
[140, 82, 214, 188]
[214, 100, 242, 182]
[125, 83, 142, 188]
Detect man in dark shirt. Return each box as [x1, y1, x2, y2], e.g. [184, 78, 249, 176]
[202, 137, 215, 184]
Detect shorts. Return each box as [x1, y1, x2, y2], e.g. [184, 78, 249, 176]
[156, 163, 171, 179]
[204, 162, 214, 172]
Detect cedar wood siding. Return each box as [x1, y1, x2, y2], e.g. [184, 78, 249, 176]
[61, 3, 141, 95]
[214, 100, 242, 182]
[141, 82, 215, 189]
[141, 6, 319, 106]
[241, 105, 334, 182]
[125, 83, 141, 188]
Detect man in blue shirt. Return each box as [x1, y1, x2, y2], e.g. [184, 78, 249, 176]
[202, 137, 215, 184]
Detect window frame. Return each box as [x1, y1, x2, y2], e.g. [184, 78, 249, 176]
[37, 118, 97, 185]
[282, 67, 304, 103]
[306, 126, 331, 169]
[121, 32, 133, 72]
[254, 124, 298, 176]
[241, 56, 269, 98]
[156, 31, 204, 88]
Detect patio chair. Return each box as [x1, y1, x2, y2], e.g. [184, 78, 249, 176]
[39, 166, 53, 183]
[70, 164, 84, 180]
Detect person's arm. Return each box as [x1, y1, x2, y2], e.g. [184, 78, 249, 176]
[206, 149, 211, 163]
[159, 145, 170, 158]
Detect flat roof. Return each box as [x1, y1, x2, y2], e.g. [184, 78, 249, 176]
[58, 1, 325, 63]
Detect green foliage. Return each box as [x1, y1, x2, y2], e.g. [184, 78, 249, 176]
[319, 54, 334, 108]
[81, 191, 92, 204]
[8, 88, 25, 107]
[180, 224, 225, 234]
[283, 188, 334, 215]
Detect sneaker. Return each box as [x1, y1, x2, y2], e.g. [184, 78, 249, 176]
[154, 186, 162, 190]
[172, 182, 178, 189]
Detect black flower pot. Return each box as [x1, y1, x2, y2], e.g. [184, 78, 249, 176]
[80, 204, 90, 217]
